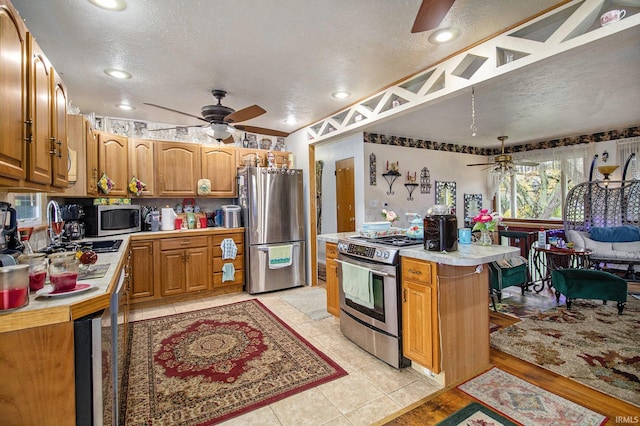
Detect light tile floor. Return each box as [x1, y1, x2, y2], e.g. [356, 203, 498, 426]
[129, 286, 442, 425]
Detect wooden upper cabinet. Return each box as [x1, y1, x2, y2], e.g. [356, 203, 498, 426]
[129, 139, 155, 196]
[51, 70, 68, 188]
[236, 148, 265, 168]
[201, 146, 237, 197]
[156, 141, 201, 197]
[26, 36, 53, 186]
[85, 121, 98, 195]
[235, 148, 291, 169]
[0, 2, 28, 182]
[273, 151, 291, 168]
[96, 131, 128, 196]
[64, 115, 87, 196]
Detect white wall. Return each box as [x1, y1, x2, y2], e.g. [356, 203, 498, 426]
[315, 133, 365, 235]
[363, 144, 489, 228]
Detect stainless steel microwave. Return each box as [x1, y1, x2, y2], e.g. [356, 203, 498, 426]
[83, 205, 141, 237]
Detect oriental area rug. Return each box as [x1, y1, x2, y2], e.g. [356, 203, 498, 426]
[490, 296, 640, 408]
[459, 368, 607, 425]
[122, 299, 347, 425]
[435, 402, 518, 426]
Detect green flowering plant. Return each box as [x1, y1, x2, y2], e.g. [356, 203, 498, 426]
[471, 209, 501, 232]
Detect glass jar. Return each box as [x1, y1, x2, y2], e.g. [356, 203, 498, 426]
[0, 264, 29, 311]
[18, 253, 48, 291]
[48, 252, 80, 292]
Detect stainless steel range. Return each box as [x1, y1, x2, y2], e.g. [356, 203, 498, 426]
[336, 235, 421, 368]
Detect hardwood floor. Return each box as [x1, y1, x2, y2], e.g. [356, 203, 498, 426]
[377, 309, 640, 425]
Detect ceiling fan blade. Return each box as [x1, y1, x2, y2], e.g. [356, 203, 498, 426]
[514, 160, 540, 167]
[411, 0, 455, 33]
[146, 124, 206, 132]
[144, 103, 209, 123]
[221, 135, 235, 144]
[225, 105, 266, 123]
[467, 162, 495, 167]
[234, 124, 289, 138]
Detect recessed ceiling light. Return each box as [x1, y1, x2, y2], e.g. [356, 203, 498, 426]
[88, 0, 127, 11]
[104, 68, 132, 79]
[116, 104, 135, 111]
[284, 116, 298, 125]
[332, 91, 351, 99]
[428, 28, 459, 44]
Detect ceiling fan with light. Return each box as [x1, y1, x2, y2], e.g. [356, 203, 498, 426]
[467, 136, 539, 178]
[411, 0, 456, 33]
[144, 89, 289, 143]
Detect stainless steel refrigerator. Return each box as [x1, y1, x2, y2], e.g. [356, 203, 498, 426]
[238, 166, 306, 294]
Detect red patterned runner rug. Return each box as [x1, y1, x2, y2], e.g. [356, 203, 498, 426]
[122, 299, 347, 425]
[459, 368, 606, 425]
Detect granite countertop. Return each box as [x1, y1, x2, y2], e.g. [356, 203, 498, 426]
[1, 227, 246, 333]
[318, 232, 520, 266]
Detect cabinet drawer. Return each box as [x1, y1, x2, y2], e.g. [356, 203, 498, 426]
[211, 234, 243, 246]
[212, 242, 244, 257]
[402, 258, 433, 285]
[213, 255, 244, 271]
[160, 236, 208, 251]
[213, 269, 244, 287]
[326, 242, 338, 259]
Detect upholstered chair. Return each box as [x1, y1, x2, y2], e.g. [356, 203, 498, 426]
[551, 268, 627, 314]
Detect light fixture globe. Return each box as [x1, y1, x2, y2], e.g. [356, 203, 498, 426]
[203, 122, 233, 142]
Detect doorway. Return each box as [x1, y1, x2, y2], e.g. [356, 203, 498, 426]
[335, 157, 355, 232]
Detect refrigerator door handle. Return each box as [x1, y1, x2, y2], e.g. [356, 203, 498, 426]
[257, 241, 302, 252]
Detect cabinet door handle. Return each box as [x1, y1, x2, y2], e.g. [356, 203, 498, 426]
[402, 288, 406, 303]
[408, 268, 422, 275]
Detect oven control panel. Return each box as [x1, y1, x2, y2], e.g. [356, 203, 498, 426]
[337, 240, 394, 263]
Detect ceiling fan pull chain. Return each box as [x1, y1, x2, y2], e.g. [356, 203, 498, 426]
[470, 87, 477, 137]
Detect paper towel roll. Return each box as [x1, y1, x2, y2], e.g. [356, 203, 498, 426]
[161, 208, 177, 231]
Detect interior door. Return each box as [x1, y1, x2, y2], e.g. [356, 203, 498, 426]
[336, 157, 355, 232]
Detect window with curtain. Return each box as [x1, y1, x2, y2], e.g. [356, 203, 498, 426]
[495, 144, 595, 219]
[617, 137, 640, 180]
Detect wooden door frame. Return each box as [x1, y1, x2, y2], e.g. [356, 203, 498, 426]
[308, 144, 318, 287]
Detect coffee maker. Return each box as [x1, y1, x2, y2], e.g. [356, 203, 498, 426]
[61, 204, 85, 241]
[0, 202, 21, 253]
[424, 213, 458, 252]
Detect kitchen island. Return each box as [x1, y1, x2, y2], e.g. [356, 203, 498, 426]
[318, 232, 519, 386]
[0, 227, 244, 425]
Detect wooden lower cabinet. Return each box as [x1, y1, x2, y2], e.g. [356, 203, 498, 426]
[401, 257, 491, 386]
[211, 232, 244, 290]
[401, 258, 439, 372]
[130, 231, 245, 304]
[159, 236, 210, 297]
[325, 242, 340, 317]
[0, 321, 75, 425]
[130, 240, 155, 301]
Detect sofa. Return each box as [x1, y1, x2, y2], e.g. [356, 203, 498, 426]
[565, 226, 640, 279]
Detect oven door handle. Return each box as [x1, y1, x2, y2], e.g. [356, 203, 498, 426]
[334, 259, 390, 277]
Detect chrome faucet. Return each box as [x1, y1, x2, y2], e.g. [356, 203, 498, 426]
[47, 200, 63, 245]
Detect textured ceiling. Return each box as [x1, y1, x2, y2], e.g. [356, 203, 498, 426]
[10, 0, 639, 148]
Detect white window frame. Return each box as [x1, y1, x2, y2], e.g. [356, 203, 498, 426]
[9, 193, 44, 228]
[496, 144, 595, 219]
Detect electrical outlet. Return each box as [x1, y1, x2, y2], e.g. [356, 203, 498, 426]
[370, 199, 378, 208]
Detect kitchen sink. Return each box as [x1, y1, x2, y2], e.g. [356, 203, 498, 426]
[89, 239, 123, 253]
